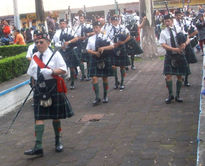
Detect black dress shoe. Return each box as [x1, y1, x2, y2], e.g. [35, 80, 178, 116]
[102, 97, 109, 103]
[114, 81, 120, 89]
[24, 148, 43, 156]
[80, 75, 86, 81]
[93, 98, 101, 106]
[175, 96, 183, 102]
[165, 95, 174, 104]
[125, 67, 129, 71]
[55, 143, 64, 152]
[184, 82, 191, 87]
[131, 66, 136, 70]
[120, 85, 125, 90]
[70, 85, 75, 90]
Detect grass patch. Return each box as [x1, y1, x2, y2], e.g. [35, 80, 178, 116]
[159, 55, 165, 60]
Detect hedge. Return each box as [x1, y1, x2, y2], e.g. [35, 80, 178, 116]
[0, 52, 29, 83]
[0, 45, 29, 59]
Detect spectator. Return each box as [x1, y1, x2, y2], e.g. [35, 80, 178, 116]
[1, 20, 13, 45]
[199, 5, 205, 14]
[25, 28, 33, 43]
[46, 11, 56, 40]
[196, 13, 205, 55]
[13, 29, 26, 45]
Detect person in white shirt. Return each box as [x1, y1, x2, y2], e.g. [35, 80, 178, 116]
[25, 32, 73, 157]
[86, 21, 114, 105]
[159, 14, 190, 104]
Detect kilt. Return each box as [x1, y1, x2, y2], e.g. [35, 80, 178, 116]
[33, 79, 73, 120]
[163, 54, 191, 76]
[190, 36, 198, 48]
[88, 50, 114, 77]
[60, 47, 80, 68]
[184, 44, 197, 64]
[126, 37, 143, 55]
[112, 45, 131, 67]
[77, 41, 89, 62]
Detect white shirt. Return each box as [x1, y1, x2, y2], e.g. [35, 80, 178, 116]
[26, 43, 35, 59]
[86, 33, 113, 51]
[27, 48, 67, 80]
[173, 19, 186, 34]
[159, 26, 178, 54]
[52, 27, 75, 47]
[73, 23, 92, 37]
[106, 24, 130, 43]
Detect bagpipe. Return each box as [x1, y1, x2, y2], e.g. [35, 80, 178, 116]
[113, 29, 127, 57]
[95, 36, 111, 70]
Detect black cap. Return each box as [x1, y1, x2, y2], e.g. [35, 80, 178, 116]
[59, 19, 66, 23]
[175, 9, 182, 15]
[92, 21, 101, 27]
[36, 32, 50, 41]
[111, 15, 119, 21]
[163, 14, 172, 20]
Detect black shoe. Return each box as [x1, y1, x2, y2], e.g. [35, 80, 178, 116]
[85, 77, 91, 81]
[102, 97, 109, 103]
[24, 148, 43, 156]
[175, 96, 183, 102]
[70, 85, 75, 90]
[184, 82, 191, 87]
[131, 66, 136, 70]
[114, 81, 120, 89]
[120, 85, 125, 90]
[93, 98, 101, 106]
[125, 67, 129, 71]
[55, 143, 64, 152]
[165, 95, 174, 104]
[80, 75, 86, 81]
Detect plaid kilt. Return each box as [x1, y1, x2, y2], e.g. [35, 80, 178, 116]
[184, 44, 197, 64]
[163, 54, 191, 76]
[88, 51, 114, 77]
[77, 41, 89, 62]
[33, 79, 73, 120]
[112, 45, 131, 67]
[126, 37, 143, 55]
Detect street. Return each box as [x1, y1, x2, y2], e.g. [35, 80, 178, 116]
[0, 55, 201, 166]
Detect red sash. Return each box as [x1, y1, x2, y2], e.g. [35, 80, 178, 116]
[33, 55, 67, 93]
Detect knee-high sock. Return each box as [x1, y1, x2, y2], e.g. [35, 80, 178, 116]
[103, 82, 108, 98]
[131, 55, 134, 67]
[35, 124, 44, 149]
[176, 80, 182, 97]
[184, 74, 188, 83]
[70, 70, 75, 86]
[79, 63, 85, 77]
[93, 83, 99, 99]
[52, 121, 62, 145]
[120, 68, 126, 86]
[113, 68, 118, 85]
[166, 80, 173, 97]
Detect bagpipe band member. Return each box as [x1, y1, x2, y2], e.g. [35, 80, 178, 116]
[25, 32, 73, 156]
[174, 9, 197, 87]
[74, 13, 94, 81]
[108, 15, 131, 90]
[159, 14, 190, 104]
[125, 16, 146, 70]
[86, 21, 114, 106]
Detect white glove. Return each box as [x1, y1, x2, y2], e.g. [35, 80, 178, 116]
[40, 68, 53, 77]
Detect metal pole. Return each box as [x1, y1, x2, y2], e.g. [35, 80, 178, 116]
[13, 0, 21, 29]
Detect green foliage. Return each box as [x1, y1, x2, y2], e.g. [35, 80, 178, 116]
[0, 52, 29, 83]
[0, 45, 29, 58]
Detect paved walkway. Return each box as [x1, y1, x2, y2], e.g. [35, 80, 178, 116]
[0, 55, 202, 166]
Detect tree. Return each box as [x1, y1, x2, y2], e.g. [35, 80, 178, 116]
[35, 0, 45, 23]
[140, 0, 158, 58]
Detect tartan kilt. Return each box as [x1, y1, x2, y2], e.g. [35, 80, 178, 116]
[126, 37, 143, 55]
[184, 44, 197, 64]
[163, 54, 191, 76]
[33, 79, 73, 120]
[112, 45, 131, 67]
[77, 42, 89, 62]
[88, 50, 114, 77]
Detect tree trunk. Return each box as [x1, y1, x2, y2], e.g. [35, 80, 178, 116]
[35, 0, 45, 23]
[140, 0, 158, 59]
